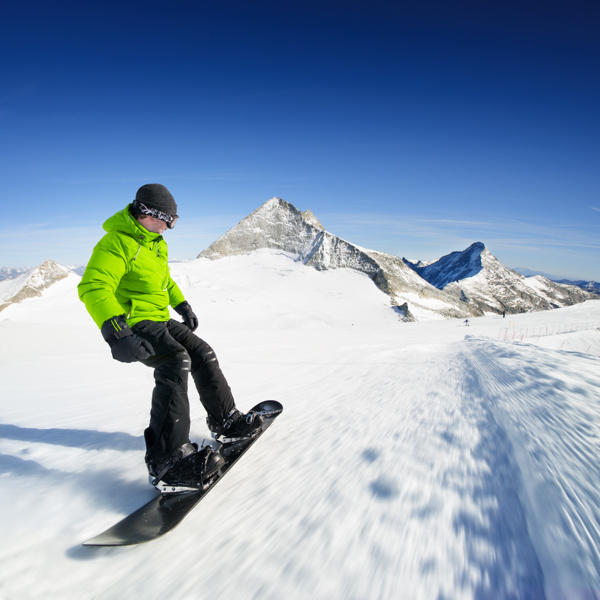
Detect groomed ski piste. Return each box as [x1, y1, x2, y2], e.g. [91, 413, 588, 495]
[1, 249, 599, 600]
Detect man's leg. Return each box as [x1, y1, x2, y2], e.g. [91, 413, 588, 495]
[166, 320, 235, 422]
[133, 320, 192, 467]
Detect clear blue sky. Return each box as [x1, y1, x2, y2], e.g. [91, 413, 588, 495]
[2, 0, 599, 280]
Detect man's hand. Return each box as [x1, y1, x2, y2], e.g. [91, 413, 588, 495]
[174, 301, 199, 331]
[101, 316, 155, 363]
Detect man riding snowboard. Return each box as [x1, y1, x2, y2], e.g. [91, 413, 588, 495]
[78, 183, 263, 492]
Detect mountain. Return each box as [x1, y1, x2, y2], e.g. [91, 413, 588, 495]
[513, 268, 600, 294]
[512, 266, 559, 279]
[199, 197, 483, 321]
[199, 200, 597, 318]
[408, 242, 598, 314]
[405, 241, 488, 289]
[0, 266, 31, 282]
[554, 279, 600, 294]
[68, 264, 87, 277]
[0, 259, 71, 312]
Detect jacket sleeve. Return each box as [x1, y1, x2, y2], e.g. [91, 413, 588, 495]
[77, 233, 130, 328]
[166, 271, 186, 309]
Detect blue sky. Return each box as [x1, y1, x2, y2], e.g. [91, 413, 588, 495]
[2, 0, 599, 280]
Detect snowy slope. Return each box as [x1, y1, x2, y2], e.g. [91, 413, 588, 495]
[1, 251, 600, 600]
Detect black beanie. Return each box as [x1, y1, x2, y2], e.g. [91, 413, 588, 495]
[134, 184, 178, 216]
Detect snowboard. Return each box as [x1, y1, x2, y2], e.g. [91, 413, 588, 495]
[83, 400, 283, 547]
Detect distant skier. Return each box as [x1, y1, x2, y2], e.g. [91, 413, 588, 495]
[78, 184, 263, 492]
[464, 319, 470, 326]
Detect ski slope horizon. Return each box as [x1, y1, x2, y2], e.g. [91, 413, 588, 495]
[1, 250, 600, 600]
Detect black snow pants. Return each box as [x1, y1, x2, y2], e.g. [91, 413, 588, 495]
[132, 319, 235, 466]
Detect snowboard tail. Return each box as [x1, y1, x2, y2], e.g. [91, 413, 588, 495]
[83, 400, 282, 546]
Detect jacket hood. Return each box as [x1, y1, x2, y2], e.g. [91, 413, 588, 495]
[103, 204, 163, 243]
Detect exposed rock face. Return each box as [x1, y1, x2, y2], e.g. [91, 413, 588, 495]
[519, 275, 598, 310]
[0, 260, 71, 312]
[409, 242, 488, 289]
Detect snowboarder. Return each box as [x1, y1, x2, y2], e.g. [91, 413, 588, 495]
[78, 183, 264, 492]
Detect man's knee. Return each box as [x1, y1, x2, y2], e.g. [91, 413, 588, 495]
[180, 349, 191, 373]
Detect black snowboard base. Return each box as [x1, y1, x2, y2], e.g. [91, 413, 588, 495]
[83, 400, 282, 547]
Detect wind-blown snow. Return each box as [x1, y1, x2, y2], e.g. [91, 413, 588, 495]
[1, 250, 599, 600]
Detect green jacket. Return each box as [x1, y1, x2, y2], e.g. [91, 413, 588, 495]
[78, 205, 186, 329]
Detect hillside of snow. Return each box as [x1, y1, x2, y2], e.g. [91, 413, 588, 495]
[1, 250, 599, 600]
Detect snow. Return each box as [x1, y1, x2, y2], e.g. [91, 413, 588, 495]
[1, 249, 599, 600]
[0, 271, 31, 301]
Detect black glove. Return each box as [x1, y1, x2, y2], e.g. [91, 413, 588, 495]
[101, 316, 155, 363]
[174, 301, 198, 331]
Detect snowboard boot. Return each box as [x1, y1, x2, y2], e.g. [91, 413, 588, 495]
[207, 408, 265, 443]
[148, 442, 225, 494]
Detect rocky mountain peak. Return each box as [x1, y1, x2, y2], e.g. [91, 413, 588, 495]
[410, 242, 598, 313]
[301, 209, 324, 230]
[199, 197, 322, 260]
[411, 241, 487, 289]
[0, 259, 71, 312]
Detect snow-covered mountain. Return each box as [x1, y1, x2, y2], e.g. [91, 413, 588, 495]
[405, 242, 489, 289]
[67, 264, 86, 277]
[513, 268, 600, 294]
[199, 197, 482, 321]
[0, 266, 32, 282]
[0, 259, 71, 312]
[406, 241, 598, 314]
[555, 279, 600, 294]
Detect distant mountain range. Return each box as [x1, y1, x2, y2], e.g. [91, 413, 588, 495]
[199, 198, 482, 320]
[0, 266, 32, 280]
[1, 198, 598, 320]
[555, 280, 600, 294]
[199, 198, 598, 320]
[511, 267, 600, 294]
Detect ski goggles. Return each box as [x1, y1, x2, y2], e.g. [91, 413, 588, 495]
[132, 200, 178, 229]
